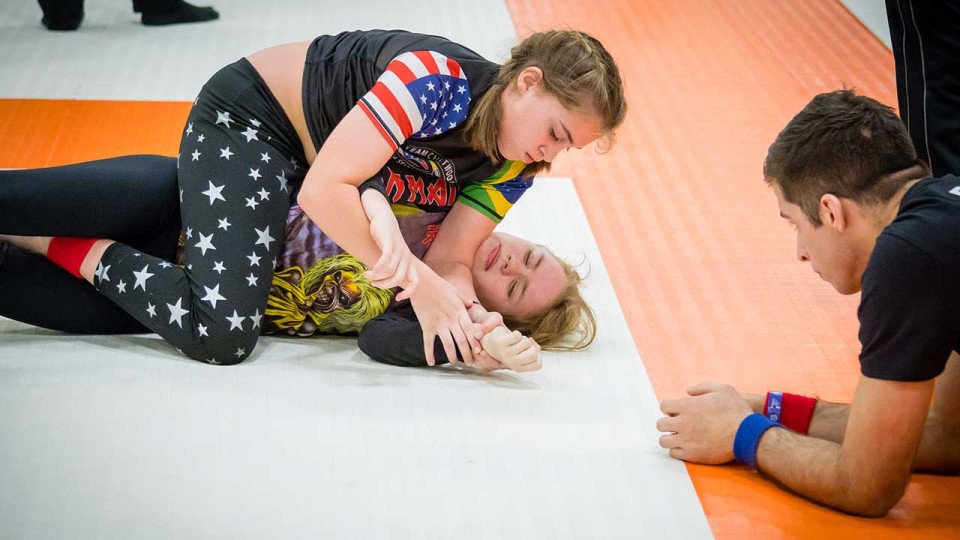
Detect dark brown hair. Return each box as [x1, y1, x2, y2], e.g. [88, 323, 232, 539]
[763, 89, 926, 225]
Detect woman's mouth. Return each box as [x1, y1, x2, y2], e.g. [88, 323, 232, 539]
[484, 243, 501, 271]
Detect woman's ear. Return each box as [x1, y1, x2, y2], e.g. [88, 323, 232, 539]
[515, 66, 544, 94]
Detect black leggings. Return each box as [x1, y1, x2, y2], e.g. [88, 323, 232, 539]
[2, 58, 306, 364]
[0, 155, 181, 334]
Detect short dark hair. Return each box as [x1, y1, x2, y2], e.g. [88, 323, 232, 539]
[763, 89, 925, 226]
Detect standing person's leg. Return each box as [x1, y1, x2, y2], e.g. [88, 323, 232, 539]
[886, 0, 960, 176]
[80, 59, 305, 364]
[37, 0, 84, 31]
[0, 155, 182, 333]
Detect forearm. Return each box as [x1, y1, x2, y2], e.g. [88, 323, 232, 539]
[755, 428, 900, 517]
[298, 181, 381, 267]
[913, 412, 960, 473]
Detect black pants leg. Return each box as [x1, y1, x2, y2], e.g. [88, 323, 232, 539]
[886, 0, 960, 176]
[0, 155, 182, 334]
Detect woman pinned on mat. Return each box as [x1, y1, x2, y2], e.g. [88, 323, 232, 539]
[0, 28, 624, 366]
[0, 156, 596, 372]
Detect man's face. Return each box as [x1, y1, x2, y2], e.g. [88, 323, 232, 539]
[774, 187, 870, 295]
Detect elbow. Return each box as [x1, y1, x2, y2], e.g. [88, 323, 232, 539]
[842, 478, 909, 518]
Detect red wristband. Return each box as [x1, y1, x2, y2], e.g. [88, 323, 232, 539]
[47, 237, 99, 279]
[779, 392, 817, 434]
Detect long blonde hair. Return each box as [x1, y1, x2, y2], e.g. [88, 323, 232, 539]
[464, 30, 627, 174]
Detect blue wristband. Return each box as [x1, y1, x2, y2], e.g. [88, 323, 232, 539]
[766, 391, 783, 423]
[733, 413, 778, 470]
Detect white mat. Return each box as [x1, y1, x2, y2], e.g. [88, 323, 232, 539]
[1, 1, 711, 536]
[0, 0, 521, 101]
[0, 179, 710, 539]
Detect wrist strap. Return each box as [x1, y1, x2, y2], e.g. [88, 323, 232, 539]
[764, 391, 783, 422]
[47, 237, 99, 279]
[733, 413, 778, 470]
[780, 392, 817, 434]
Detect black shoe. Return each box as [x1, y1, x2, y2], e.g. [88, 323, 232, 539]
[41, 10, 84, 31]
[141, 0, 219, 26]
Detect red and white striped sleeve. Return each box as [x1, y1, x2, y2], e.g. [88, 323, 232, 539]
[357, 50, 470, 152]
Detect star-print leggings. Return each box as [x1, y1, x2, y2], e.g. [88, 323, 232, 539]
[8, 58, 307, 364]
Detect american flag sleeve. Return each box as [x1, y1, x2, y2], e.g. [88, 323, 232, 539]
[357, 51, 472, 151]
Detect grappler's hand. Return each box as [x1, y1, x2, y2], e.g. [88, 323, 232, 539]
[657, 382, 753, 465]
[480, 327, 542, 372]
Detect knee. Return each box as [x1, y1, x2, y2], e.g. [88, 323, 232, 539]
[184, 332, 261, 366]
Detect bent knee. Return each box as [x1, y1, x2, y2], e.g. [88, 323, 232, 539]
[183, 333, 260, 366]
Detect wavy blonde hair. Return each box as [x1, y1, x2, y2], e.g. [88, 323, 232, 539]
[463, 29, 627, 174]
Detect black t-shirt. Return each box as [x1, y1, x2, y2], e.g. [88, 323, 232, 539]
[301, 29, 518, 211]
[858, 175, 960, 381]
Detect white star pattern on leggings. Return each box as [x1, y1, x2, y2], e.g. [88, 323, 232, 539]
[254, 226, 275, 251]
[217, 217, 231, 231]
[246, 273, 258, 286]
[195, 232, 216, 256]
[260, 152, 271, 163]
[146, 303, 156, 318]
[215, 110, 233, 128]
[95, 262, 110, 282]
[197, 324, 209, 337]
[219, 147, 234, 160]
[132, 265, 154, 291]
[249, 308, 263, 329]
[245, 197, 259, 210]
[201, 181, 225, 205]
[167, 298, 188, 328]
[257, 187, 270, 201]
[201, 284, 226, 308]
[247, 252, 261, 266]
[226, 310, 245, 331]
[248, 168, 261, 181]
[276, 171, 289, 192]
[241, 127, 259, 142]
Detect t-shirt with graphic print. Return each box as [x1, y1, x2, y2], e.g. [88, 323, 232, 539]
[260, 163, 533, 338]
[302, 29, 524, 198]
[858, 175, 960, 382]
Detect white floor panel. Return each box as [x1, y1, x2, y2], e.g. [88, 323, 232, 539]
[0, 179, 711, 539]
[0, 0, 521, 101]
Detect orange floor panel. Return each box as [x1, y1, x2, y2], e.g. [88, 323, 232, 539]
[504, 0, 960, 538]
[2, 1, 959, 537]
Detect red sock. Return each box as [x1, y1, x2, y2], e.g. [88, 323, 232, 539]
[47, 237, 99, 279]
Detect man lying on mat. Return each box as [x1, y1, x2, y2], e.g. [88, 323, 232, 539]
[657, 90, 960, 517]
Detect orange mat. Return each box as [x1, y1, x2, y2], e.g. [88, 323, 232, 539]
[504, 0, 960, 538]
[2, 1, 958, 537]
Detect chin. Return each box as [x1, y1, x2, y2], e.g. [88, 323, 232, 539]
[830, 279, 862, 295]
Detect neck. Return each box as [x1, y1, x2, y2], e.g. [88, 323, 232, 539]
[875, 164, 930, 228]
